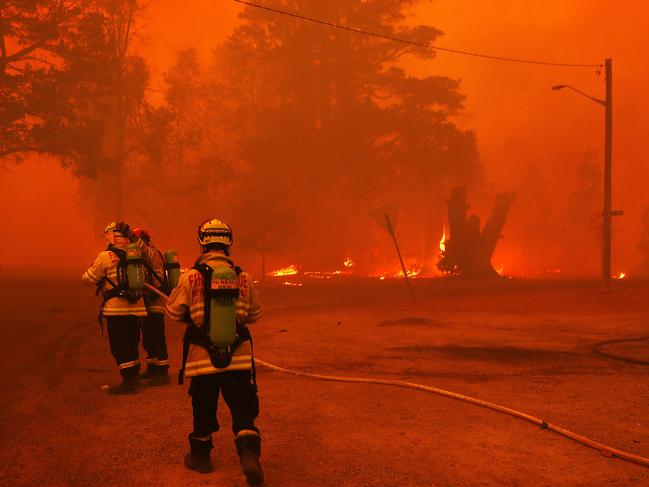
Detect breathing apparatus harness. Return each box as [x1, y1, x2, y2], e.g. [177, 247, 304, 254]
[95, 244, 146, 332]
[141, 247, 171, 299]
[178, 256, 256, 387]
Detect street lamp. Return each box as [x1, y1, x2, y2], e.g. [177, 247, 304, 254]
[552, 58, 622, 291]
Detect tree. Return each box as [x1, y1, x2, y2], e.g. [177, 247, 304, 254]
[1, 0, 151, 222]
[437, 186, 516, 278]
[215, 0, 481, 262]
[558, 150, 602, 274]
[0, 1, 105, 169]
[230, 166, 302, 278]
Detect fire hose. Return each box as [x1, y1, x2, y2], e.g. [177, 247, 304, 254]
[144, 283, 649, 469]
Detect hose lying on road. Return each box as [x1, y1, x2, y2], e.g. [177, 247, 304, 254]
[255, 358, 649, 469]
[145, 285, 648, 468]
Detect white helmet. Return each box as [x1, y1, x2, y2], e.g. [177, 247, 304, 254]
[198, 218, 233, 247]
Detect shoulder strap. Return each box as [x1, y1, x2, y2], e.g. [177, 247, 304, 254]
[193, 264, 214, 334]
[108, 245, 126, 261]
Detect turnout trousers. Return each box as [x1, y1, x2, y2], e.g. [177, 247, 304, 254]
[189, 370, 260, 437]
[106, 315, 141, 379]
[141, 312, 169, 369]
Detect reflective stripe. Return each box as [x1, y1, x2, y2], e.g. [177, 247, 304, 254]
[184, 354, 252, 376]
[83, 270, 101, 283]
[166, 310, 185, 321]
[236, 429, 260, 439]
[184, 362, 251, 376]
[119, 360, 139, 369]
[146, 358, 157, 364]
[185, 355, 252, 368]
[156, 359, 169, 366]
[103, 308, 147, 316]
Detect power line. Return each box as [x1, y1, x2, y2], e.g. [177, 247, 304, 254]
[230, 0, 602, 68]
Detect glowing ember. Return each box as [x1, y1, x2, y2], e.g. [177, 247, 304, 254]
[395, 264, 422, 279]
[439, 225, 447, 253]
[303, 271, 332, 279]
[304, 269, 351, 278]
[343, 258, 354, 267]
[496, 265, 504, 276]
[267, 264, 299, 277]
[282, 281, 303, 287]
[613, 272, 627, 279]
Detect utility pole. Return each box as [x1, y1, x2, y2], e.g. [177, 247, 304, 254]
[602, 58, 613, 291]
[553, 58, 622, 291]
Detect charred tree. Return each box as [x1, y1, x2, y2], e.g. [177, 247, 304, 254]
[438, 187, 516, 278]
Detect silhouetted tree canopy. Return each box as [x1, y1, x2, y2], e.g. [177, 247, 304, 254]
[0, 1, 103, 170]
[0, 0, 149, 182]
[214, 0, 481, 260]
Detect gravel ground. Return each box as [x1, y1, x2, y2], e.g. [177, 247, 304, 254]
[0, 276, 647, 486]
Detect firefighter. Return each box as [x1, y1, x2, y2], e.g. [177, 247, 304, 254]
[82, 222, 148, 394]
[165, 218, 264, 485]
[130, 226, 170, 385]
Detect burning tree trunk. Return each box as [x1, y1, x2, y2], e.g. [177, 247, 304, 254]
[438, 187, 516, 278]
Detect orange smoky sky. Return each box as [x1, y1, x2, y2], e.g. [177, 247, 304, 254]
[2, 0, 648, 275]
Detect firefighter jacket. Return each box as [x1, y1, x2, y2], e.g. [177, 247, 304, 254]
[165, 251, 262, 377]
[136, 239, 166, 314]
[82, 243, 148, 317]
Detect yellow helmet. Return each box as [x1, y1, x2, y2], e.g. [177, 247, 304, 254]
[104, 222, 125, 237]
[198, 218, 233, 247]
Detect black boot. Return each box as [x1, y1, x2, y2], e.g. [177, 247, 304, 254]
[184, 433, 213, 473]
[108, 375, 141, 395]
[235, 431, 264, 485]
[143, 365, 170, 386]
[140, 363, 158, 380]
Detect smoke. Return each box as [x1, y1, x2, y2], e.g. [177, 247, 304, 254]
[3, 1, 649, 278]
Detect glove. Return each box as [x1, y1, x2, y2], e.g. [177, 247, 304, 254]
[115, 221, 136, 242]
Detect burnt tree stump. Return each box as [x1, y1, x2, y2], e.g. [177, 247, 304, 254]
[438, 187, 516, 278]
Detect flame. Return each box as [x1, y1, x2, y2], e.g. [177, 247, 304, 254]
[282, 281, 303, 287]
[303, 271, 332, 279]
[267, 264, 299, 277]
[614, 272, 626, 279]
[439, 225, 447, 253]
[395, 263, 422, 279]
[343, 257, 354, 268]
[496, 265, 504, 276]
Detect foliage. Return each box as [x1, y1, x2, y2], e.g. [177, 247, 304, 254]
[1, 1, 101, 170]
[0, 0, 149, 180]
[214, 0, 481, 257]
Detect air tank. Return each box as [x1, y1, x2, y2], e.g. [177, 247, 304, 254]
[125, 243, 144, 292]
[209, 264, 239, 349]
[164, 250, 181, 290]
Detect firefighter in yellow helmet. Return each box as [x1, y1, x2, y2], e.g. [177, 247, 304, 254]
[81, 222, 148, 394]
[165, 218, 263, 485]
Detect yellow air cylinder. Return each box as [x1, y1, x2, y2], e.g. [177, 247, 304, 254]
[209, 265, 239, 349]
